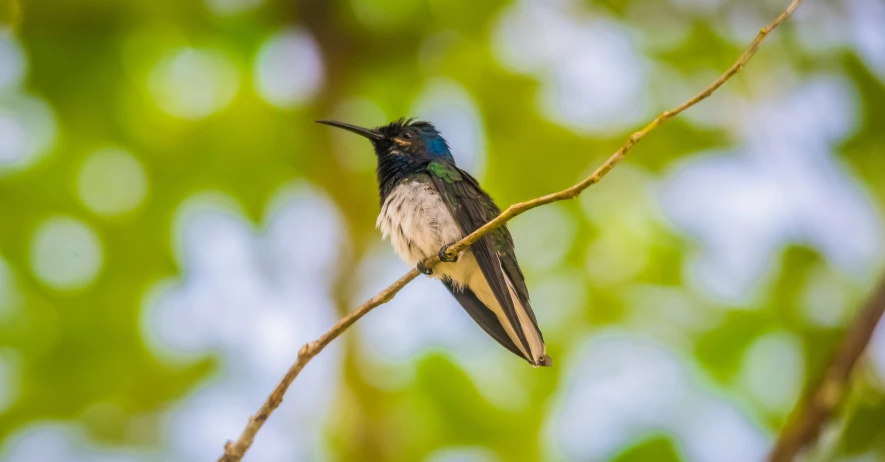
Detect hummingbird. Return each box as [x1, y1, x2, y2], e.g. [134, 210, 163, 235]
[318, 118, 551, 367]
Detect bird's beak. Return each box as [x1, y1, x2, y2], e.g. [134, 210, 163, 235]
[315, 120, 383, 140]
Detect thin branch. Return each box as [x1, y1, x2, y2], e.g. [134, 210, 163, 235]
[219, 1, 803, 460]
[769, 277, 885, 461]
[219, 270, 420, 462]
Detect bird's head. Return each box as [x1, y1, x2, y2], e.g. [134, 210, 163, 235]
[317, 117, 454, 163]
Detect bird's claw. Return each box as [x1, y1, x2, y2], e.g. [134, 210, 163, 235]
[419, 245, 457, 275]
[417, 261, 433, 275]
[438, 244, 458, 263]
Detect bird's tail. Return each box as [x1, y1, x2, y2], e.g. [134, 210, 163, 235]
[445, 279, 551, 367]
[507, 281, 551, 367]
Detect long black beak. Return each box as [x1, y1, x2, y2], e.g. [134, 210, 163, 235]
[315, 120, 383, 140]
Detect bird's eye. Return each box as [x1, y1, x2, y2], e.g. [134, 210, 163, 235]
[403, 132, 414, 139]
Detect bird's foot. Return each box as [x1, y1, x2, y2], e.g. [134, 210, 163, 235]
[438, 244, 458, 263]
[417, 261, 433, 275]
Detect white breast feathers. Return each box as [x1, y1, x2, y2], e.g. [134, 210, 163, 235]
[377, 178, 463, 265]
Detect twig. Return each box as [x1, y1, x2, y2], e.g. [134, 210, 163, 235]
[769, 277, 885, 461]
[218, 1, 803, 460]
[219, 270, 419, 462]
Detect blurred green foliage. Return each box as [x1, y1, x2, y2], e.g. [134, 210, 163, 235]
[0, 0, 884, 461]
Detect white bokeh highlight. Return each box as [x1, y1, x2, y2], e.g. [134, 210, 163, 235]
[254, 28, 324, 109]
[494, 0, 650, 133]
[799, 264, 855, 328]
[846, 0, 885, 83]
[0, 35, 25, 93]
[29, 216, 103, 291]
[508, 203, 576, 274]
[737, 331, 805, 414]
[789, 0, 885, 86]
[546, 331, 768, 462]
[411, 80, 487, 177]
[0, 424, 147, 462]
[0, 94, 57, 176]
[660, 76, 884, 303]
[141, 182, 347, 461]
[78, 148, 148, 217]
[148, 48, 240, 120]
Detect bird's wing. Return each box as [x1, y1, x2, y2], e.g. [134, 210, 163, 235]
[442, 280, 524, 358]
[493, 230, 542, 336]
[459, 168, 543, 337]
[427, 161, 531, 355]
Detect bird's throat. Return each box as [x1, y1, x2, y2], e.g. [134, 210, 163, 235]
[375, 153, 429, 206]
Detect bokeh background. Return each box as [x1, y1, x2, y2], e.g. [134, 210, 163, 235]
[0, 0, 884, 460]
